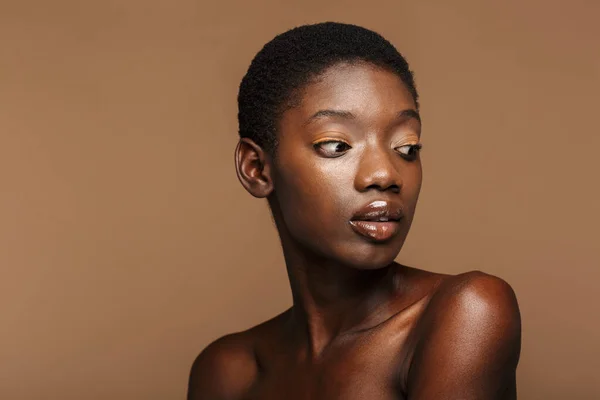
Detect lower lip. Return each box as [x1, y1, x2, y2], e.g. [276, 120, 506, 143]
[349, 220, 401, 242]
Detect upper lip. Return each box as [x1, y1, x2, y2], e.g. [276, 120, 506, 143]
[351, 200, 404, 222]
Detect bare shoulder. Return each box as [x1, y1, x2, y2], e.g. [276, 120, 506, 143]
[427, 270, 521, 329]
[186, 311, 290, 400]
[187, 330, 258, 400]
[419, 270, 522, 353]
[406, 270, 522, 399]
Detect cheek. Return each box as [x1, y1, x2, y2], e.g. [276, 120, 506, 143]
[403, 165, 423, 211]
[274, 162, 349, 239]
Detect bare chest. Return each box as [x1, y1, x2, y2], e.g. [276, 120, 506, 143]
[247, 325, 413, 400]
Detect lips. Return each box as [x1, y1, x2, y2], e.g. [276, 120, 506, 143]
[349, 200, 404, 242]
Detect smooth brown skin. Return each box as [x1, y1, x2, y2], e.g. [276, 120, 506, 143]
[188, 62, 521, 399]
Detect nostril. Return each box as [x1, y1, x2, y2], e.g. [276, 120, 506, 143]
[366, 184, 401, 193]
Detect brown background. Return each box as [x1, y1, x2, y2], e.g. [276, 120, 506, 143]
[1, 0, 599, 399]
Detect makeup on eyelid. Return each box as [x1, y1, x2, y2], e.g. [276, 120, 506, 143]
[311, 138, 422, 148]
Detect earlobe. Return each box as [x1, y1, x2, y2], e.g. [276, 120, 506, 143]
[234, 138, 274, 198]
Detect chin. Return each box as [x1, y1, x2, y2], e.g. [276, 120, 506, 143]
[340, 243, 403, 270]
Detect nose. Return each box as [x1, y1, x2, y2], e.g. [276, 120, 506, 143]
[354, 144, 403, 193]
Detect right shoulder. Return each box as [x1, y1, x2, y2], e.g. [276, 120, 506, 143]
[187, 332, 258, 400]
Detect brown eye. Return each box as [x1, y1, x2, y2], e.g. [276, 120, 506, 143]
[395, 143, 422, 161]
[314, 140, 352, 158]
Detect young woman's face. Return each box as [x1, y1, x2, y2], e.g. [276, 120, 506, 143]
[271, 62, 422, 269]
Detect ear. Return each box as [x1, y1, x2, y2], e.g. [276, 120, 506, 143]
[234, 138, 274, 198]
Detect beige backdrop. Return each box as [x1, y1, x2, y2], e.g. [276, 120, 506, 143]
[1, 0, 599, 399]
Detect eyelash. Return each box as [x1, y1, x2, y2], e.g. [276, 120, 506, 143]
[313, 140, 422, 160]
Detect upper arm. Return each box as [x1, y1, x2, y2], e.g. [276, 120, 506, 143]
[406, 271, 522, 400]
[187, 334, 258, 400]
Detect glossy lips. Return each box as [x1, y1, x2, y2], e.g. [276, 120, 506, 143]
[349, 200, 403, 242]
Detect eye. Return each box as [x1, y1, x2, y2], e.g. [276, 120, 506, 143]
[313, 140, 352, 158]
[395, 143, 422, 161]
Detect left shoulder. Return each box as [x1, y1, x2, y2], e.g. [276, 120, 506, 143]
[438, 270, 520, 321]
[425, 269, 521, 352]
[405, 270, 522, 399]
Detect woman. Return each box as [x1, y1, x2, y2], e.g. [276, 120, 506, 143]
[188, 22, 521, 399]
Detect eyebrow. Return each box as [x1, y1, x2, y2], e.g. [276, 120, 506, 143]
[304, 109, 355, 126]
[304, 108, 421, 126]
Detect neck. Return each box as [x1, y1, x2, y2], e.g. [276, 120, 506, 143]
[280, 239, 400, 358]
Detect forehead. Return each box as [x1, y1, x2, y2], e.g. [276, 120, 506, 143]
[286, 62, 417, 126]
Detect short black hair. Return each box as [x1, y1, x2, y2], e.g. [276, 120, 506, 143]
[238, 22, 419, 156]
